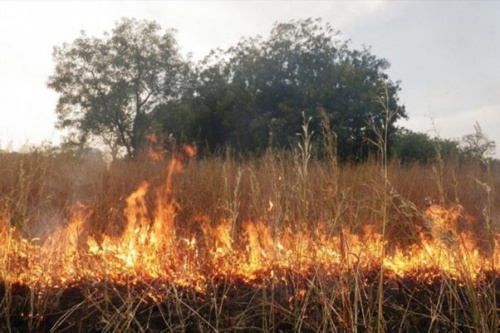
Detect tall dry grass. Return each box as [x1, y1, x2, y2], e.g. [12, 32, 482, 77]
[0, 145, 499, 331]
[1, 147, 496, 240]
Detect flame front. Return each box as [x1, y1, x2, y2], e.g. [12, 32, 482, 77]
[0, 156, 498, 292]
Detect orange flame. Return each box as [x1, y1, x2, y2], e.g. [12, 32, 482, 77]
[145, 134, 164, 161]
[182, 144, 196, 158]
[0, 162, 498, 291]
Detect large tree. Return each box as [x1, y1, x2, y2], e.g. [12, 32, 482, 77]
[188, 18, 406, 158]
[48, 18, 187, 158]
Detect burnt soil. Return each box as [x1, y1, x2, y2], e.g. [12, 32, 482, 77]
[1, 269, 499, 332]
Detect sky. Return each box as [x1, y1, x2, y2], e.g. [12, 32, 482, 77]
[1, 1, 499, 156]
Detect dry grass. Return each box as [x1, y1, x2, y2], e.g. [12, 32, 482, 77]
[0, 146, 499, 332]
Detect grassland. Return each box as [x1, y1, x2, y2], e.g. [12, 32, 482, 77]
[0, 146, 499, 332]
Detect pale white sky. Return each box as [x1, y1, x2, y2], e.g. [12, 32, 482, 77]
[1, 1, 499, 155]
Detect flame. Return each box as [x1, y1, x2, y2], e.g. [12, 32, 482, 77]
[145, 134, 163, 161]
[0, 160, 498, 292]
[145, 134, 158, 144]
[182, 144, 197, 158]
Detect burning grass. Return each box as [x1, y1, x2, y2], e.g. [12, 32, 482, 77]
[0, 147, 499, 332]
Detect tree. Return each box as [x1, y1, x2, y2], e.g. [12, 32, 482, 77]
[188, 18, 406, 158]
[460, 122, 496, 161]
[48, 18, 188, 158]
[392, 129, 460, 164]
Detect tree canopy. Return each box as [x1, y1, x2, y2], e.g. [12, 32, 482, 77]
[48, 18, 188, 158]
[392, 129, 461, 164]
[184, 18, 407, 159]
[460, 122, 496, 161]
[49, 17, 411, 160]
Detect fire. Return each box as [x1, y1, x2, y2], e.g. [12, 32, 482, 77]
[0, 157, 498, 292]
[145, 134, 163, 161]
[182, 143, 197, 158]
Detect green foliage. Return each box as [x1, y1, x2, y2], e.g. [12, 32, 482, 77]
[48, 18, 188, 158]
[48, 17, 412, 161]
[393, 129, 461, 164]
[393, 129, 436, 163]
[186, 18, 406, 158]
[393, 125, 499, 166]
